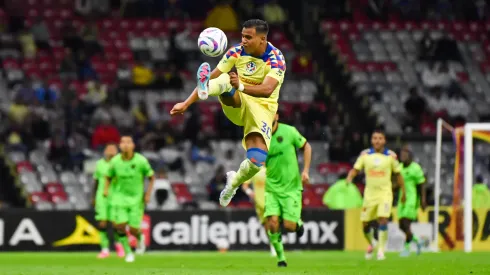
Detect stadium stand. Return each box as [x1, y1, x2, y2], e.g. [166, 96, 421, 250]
[0, 0, 352, 211]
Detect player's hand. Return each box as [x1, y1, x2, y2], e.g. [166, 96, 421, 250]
[144, 193, 151, 204]
[301, 171, 310, 185]
[229, 72, 240, 89]
[401, 192, 406, 203]
[170, 102, 188, 116]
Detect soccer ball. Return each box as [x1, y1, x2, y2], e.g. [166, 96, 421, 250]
[198, 27, 228, 57]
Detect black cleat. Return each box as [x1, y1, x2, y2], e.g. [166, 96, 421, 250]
[296, 223, 305, 238]
[277, 261, 287, 267]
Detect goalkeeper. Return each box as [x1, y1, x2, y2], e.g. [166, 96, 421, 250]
[398, 148, 426, 257]
[264, 113, 312, 267]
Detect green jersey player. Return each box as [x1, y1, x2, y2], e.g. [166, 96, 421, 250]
[398, 148, 427, 257]
[93, 143, 124, 258]
[104, 136, 155, 263]
[265, 113, 312, 267]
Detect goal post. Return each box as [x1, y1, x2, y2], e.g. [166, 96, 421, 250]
[434, 118, 490, 253]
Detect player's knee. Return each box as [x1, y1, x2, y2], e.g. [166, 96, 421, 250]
[98, 221, 107, 229]
[267, 217, 280, 232]
[129, 227, 140, 236]
[115, 224, 126, 234]
[246, 147, 267, 167]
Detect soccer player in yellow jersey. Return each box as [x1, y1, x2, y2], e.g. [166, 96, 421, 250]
[242, 167, 276, 256]
[346, 130, 406, 260]
[170, 19, 286, 207]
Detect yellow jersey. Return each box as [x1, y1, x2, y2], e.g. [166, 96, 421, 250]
[216, 42, 286, 105]
[354, 148, 400, 198]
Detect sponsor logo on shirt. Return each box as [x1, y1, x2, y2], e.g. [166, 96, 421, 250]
[239, 76, 262, 85]
[367, 170, 386, 177]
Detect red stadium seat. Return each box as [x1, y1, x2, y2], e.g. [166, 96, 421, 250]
[171, 183, 194, 204]
[50, 191, 68, 203]
[45, 182, 64, 194]
[29, 191, 51, 203]
[16, 161, 33, 173]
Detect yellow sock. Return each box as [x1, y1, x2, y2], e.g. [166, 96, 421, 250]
[209, 73, 233, 96]
[378, 225, 388, 253]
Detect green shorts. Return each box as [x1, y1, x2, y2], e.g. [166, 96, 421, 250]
[112, 203, 144, 228]
[95, 196, 112, 222]
[264, 190, 302, 223]
[397, 203, 418, 220]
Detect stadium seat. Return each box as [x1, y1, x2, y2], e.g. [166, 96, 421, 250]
[171, 183, 194, 205]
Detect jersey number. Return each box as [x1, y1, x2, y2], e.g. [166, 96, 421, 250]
[261, 121, 271, 139]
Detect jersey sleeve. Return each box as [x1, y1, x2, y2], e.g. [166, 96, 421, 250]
[216, 46, 240, 73]
[353, 154, 365, 171]
[389, 151, 401, 173]
[291, 126, 307, 149]
[141, 157, 155, 178]
[266, 50, 286, 83]
[106, 161, 115, 178]
[414, 164, 426, 184]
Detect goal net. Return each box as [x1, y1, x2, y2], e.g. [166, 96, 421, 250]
[434, 119, 490, 252]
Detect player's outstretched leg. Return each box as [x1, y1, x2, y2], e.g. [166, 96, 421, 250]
[196, 62, 235, 100]
[220, 138, 267, 206]
[377, 219, 388, 260]
[97, 221, 110, 258]
[363, 222, 375, 260]
[399, 218, 420, 257]
[131, 227, 146, 255]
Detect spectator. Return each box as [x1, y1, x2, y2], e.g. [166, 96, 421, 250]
[59, 80, 78, 107]
[64, 100, 84, 135]
[84, 80, 107, 106]
[419, 31, 436, 61]
[61, 21, 84, 54]
[447, 93, 470, 123]
[132, 100, 149, 125]
[165, 64, 184, 90]
[141, 121, 175, 150]
[132, 61, 154, 87]
[191, 135, 215, 164]
[205, 0, 239, 32]
[208, 165, 227, 203]
[404, 87, 427, 130]
[59, 49, 78, 79]
[109, 101, 134, 130]
[117, 62, 132, 86]
[76, 52, 98, 81]
[262, 0, 287, 28]
[35, 82, 58, 106]
[8, 96, 29, 125]
[427, 87, 449, 118]
[164, 0, 189, 20]
[18, 28, 36, 59]
[322, 173, 363, 209]
[291, 49, 313, 76]
[80, 20, 103, 57]
[472, 175, 490, 208]
[91, 118, 121, 149]
[48, 133, 72, 169]
[30, 17, 51, 52]
[91, 101, 112, 124]
[14, 80, 36, 104]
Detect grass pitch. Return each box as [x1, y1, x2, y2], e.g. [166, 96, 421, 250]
[0, 251, 488, 275]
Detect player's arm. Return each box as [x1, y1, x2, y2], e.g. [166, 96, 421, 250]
[143, 158, 156, 204]
[292, 127, 311, 184]
[346, 151, 366, 183]
[391, 152, 406, 202]
[415, 164, 427, 209]
[104, 162, 115, 197]
[231, 75, 279, 98]
[91, 163, 99, 204]
[242, 180, 254, 199]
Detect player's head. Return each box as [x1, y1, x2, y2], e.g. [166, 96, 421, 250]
[370, 129, 386, 151]
[119, 136, 135, 154]
[400, 148, 412, 163]
[104, 143, 118, 159]
[242, 19, 269, 54]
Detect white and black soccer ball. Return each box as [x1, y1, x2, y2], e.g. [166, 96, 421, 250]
[198, 27, 228, 57]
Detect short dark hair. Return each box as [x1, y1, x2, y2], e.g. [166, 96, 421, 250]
[372, 129, 386, 136]
[243, 19, 269, 35]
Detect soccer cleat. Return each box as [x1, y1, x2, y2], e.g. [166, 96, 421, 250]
[125, 253, 135, 263]
[115, 243, 125, 258]
[400, 248, 410, 257]
[97, 250, 110, 259]
[196, 62, 211, 100]
[296, 223, 305, 238]
[219, 171, 238, 207]
[135, 235, 146, 255]
[277, 261, 287, 267]
[377, 251, 386, 261]
[365, 244, 374, 260]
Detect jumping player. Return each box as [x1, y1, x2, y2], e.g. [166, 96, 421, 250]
[346, 130, 406, 260]
[104, 136, 155, 263]
[264, 113, 311, 267]
[398, 148, 426, 256]
[93, 143, 124, 258]
[170, 19, 286, 207]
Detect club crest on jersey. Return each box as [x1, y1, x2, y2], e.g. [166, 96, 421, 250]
[373, 158, 381, 166]
[245, 61, 257, 74]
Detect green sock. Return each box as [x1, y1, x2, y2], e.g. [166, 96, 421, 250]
[404, 241, 410, 250]
[268, 231, 286, 262]
[363, 228, 374, 246]
[119, 233, 132, 254]
[99, 229, 109, 250]
[378, 227, 388, 253]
